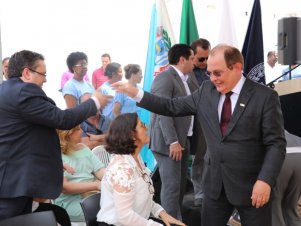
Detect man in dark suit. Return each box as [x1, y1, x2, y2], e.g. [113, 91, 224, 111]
[112, 44, 286, 226]
[149, 44, 194, 220]
[0, 50, 110, 220]
[188, 38, 211, 207]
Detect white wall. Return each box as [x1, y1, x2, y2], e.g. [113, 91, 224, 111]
[0, 0, 300, 108]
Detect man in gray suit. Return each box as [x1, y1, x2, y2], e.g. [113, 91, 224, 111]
[188, 38, 211, 206]
[149, 44, 194, 220]
[113, 44, 286, 226]
[272, 131, 301, 226]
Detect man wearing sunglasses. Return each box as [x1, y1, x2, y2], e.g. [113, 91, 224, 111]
[188, 38, 211, 207]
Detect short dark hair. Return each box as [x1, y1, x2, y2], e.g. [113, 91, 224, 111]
[101, 53, 111, 60]
[190, 38, 211, 54]
[210, 44, 244, 70]
[124, 64, 141, 80]
[105, 113, 138, 155]
[8, 50, 44, 78]
[168, 44, 193, 65]
[104, 62, 121, 78]
[66, 51, 88, 73]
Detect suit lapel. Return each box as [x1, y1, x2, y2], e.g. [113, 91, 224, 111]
[208, 86, 222, 138]
[225, 79, 253, 137]
[188, 72, 199, 91]
[169, 67, 189, 95]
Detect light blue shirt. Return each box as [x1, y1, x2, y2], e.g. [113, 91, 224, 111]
[114, 88, 142, 117]
[99, 82, 116, 119]
[62, 78, 94, 105]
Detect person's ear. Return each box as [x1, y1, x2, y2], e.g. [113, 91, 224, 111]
[22, 68, 31, 81]
[233, 62, 243, 71]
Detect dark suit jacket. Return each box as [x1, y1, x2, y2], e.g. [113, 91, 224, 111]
[149, 66, 191, 154]
[138, 77, 286, 205]
[187, 71, 206, 155]
[0, 78, 97, 199]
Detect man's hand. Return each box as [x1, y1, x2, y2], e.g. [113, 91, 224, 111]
[111, 81, 139, 98]
[251, 180, 271, 208]
[169, 143, 183, 161]
[93, 90, 112, 108]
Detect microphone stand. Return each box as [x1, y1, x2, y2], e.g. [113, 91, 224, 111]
[266, 64, 301, 89]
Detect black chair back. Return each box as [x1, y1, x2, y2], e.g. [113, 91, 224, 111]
[0, 211, 57, 226]
[80, 192, 101, 226]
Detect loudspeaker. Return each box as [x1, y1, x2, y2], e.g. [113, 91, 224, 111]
[278, 17, 301, 65]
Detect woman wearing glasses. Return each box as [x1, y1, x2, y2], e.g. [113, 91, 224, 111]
[62, 51, 94, 109]
[97, 113, 186, 226]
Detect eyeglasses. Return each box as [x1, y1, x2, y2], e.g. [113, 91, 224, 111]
[28, 68, 47, 77]
[74, 63, 88, 68]
[198, 57, 208, 62]
[206, 70, 225, 78]
[142, 172, 154, 194]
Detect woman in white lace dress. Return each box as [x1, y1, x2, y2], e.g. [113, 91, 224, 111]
[97, 113, 186, 226]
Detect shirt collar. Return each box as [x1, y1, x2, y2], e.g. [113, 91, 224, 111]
[231, 75, 246, 95]
[170, 65, 188, 82]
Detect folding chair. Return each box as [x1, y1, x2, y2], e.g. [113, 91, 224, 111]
[92, 145, 111, 167]
[80, 193, 101, 226]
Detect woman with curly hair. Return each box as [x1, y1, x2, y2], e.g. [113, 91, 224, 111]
[97, 113, 185, 226]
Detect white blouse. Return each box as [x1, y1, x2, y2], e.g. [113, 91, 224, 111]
[97, 154, 164, 226]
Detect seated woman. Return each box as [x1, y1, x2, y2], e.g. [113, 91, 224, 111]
[97, 113, 185, 226]
[54, 126, 105, 222]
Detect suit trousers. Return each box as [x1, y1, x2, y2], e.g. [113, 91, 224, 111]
[153, 138, 190, 221]
[191, 129, 206, 200]
[0, 196, 33, 220]
[202, 186, 272, 226]
[272, 152, 301, 226]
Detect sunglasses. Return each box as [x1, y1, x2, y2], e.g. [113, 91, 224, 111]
[142, 172, 154, 194]
[198, 57, 208, 62]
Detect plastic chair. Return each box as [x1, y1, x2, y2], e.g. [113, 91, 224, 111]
[80, 192, 101, 226]
[92, 145, 111, 167]
[0, 211, 57, 226]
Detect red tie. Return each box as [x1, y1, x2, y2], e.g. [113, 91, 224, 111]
[220, 92, 233, 136]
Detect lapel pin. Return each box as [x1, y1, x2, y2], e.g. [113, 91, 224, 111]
[240, 103, 245, 107]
